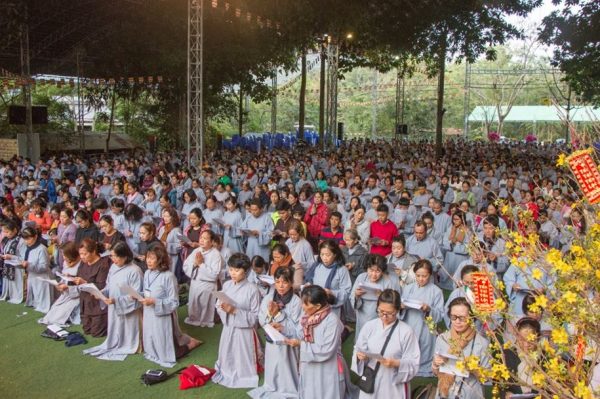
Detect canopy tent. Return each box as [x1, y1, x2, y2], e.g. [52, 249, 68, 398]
[467, 106, 600, 123]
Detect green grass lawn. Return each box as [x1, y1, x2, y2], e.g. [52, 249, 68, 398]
[0, 300, 441, 399]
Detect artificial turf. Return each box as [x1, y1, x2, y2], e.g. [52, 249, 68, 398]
[0, 300, 439, 399]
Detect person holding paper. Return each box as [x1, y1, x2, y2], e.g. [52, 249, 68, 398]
[502, 317, 542, 398]
[241, 199, 274, 261]
[212, 253, 262, 388]
[0, 219, 26, 304]
[352, 289, 420, 399]
[439, 210, 471, 291]
[272, 200, 294, 245]
[20, 226, 53, 313]
[158, 207, 182, 274]
[98, 215, 126, 252]
[248, 266, 302, 399]
[433, 297, 490, 399]
[54, 208, 77, 269]
[180, 189, 202, 231]
[123, 203, 147, 253]
[285, 285, 355, 399]
[350, 254, 401, 340]
[134, 222, 161, 271]
[203, 195, 225, 236]
[304, 239, 352, 318]
[369, 204, 398, 256]
[180, 208, 209, 261]
[83, 242, 143, 361]
[139, 244, 201, 368]
[284, 220, 314, 289]
[222, 197, 244, 253]
[74, 238, 111, 337]
[40, 242, 81, 326]
[386, 235, 418, 288]
[183, 230, 223, 327]
[400, 259, 444, 377]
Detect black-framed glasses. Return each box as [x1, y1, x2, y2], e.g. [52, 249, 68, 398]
[450, 315, 470, 323]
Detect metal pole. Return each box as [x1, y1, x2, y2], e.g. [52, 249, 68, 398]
[463, 62, 471, 138]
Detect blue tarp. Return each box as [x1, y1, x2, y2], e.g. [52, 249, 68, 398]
[222, 129, 340, 152]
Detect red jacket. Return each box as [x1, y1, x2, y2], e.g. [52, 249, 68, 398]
[304, 202, 329, 239]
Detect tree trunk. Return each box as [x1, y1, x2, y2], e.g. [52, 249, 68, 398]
[318, 44, 326, 147]
[238, 85, 243, 136]
[105, 87, 117, 154]
[298, 50, 307, 142]
[435, 38, 447, 159]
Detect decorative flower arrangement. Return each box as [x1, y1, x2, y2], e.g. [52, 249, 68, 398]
[488, 131, 500, 142]
[428, 147, 600, 399]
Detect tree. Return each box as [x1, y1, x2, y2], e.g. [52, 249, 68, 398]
[540, 0, 600, 106]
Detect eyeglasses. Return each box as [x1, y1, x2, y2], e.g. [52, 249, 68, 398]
[377, 309, 396, 318]
[450, 315, 470, 323]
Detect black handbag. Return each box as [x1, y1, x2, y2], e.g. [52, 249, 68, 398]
[357, 319, 399, 394]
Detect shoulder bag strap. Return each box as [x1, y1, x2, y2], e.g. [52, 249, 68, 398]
[373, 319, 400, 374]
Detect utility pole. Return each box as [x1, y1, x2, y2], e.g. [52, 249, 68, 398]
[318, 39, 326, 149]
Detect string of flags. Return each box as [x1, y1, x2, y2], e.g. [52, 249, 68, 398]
[275, 56, 321, 93]
[210, 0, 281, 31]
[1, 76, 168, 90]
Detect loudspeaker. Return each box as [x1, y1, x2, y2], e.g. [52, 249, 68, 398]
[396, 124, 408, 136]
[337, 122, 344, 141]
[8, 105, 48, 125]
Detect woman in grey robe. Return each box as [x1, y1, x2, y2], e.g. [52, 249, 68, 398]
[139, 245, 200, 368]
[157, 207, 182, 274]
[222, 198, 245, 253]
[400, 259, 444, 377]
[40, 242, 81, 326]
[212, 253, 262, 389]
[83, 242, 143, 361]
[386, 235, 418, 288]
[0, 220, 26, 303]
[183, 230, 223, 327]
[352, 289, 420, 399]
[304, 240, 352, 318]
[20, 227, 53, 313]
[440, 211, 471, 290]
[286, 285, 355, 399]
[350, 254, 401, 340]
[248, 266, 302, 399]
[433, 297, 491, 399]
[242, 200, 274, 261]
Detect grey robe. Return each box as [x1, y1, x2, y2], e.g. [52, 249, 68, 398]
[142, 270, 187, 368]
[434, 331, 491, 398]
[158, 226, 182, 273]
[83, 263, 143, 361]
[350, 273, 401, 340]
[400, 281, 444, 377]
[242, 212, 274, 261]
[309, 262, 352, 317]
[212, 279, 262, 388]
[40, 262, 81, 326]
[297, 310, 353, 399]
[223, 209, 245, 253]
[23, 243, 52, 313]
[405, 235, 444, 272]
[248, 291, 302, 399]
[440, 229, 471, 290]
[0, 237, 26, 304]
[183, 247, 223, 327]
[352, 318, 420, 399]
[285, 238, 315, 272]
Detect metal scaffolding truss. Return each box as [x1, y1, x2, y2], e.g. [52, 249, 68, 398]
[187, 0, 204, 168]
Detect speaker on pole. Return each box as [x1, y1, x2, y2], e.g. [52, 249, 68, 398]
[337, 122, 344, 141]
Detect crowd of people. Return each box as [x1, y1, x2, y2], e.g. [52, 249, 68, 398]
[0, 138, 597, 398]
